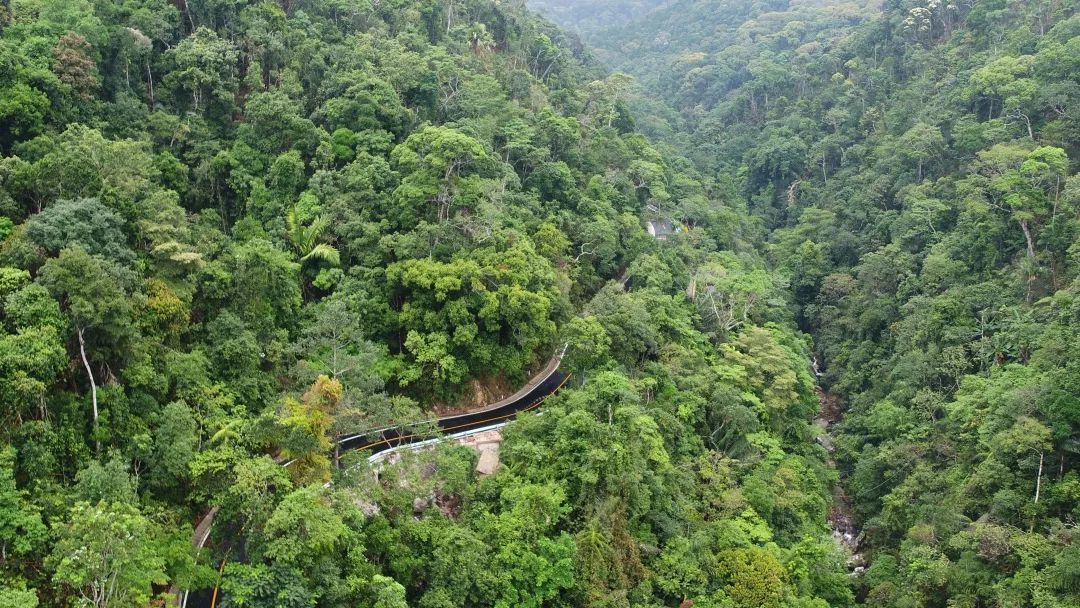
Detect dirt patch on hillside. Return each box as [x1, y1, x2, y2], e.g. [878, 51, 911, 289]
[431, 375, 513, 416]
[430, 353, 556, 417]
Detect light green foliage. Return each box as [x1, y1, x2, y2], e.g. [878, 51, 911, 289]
[714, 547, 788, 608]
[163, 27, 239, 113]
[14, 125, 159, 221]
[261, 486, 347, 565]
[561, 315, 611, 379]
[370, 575, 409, 608]
[73, 454, 136, 504]
[277, 375, 340, 484]
[38, 247, 132, 341]
[0, 447, 45, 561]
[390, 125, 493, 224]
[720, 326, 817, 431]
[0, 586, 38, 608]
[215, 455, 294, 533]
[389, 238, 565, 395]
[0, 322, 66, 420]
[47, 501, 170, 608]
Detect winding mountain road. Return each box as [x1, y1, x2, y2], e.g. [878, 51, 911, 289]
[180, 352, 569, 608]
[339, 356, 567, 457]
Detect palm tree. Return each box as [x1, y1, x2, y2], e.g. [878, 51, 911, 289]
[209, 419, 243, 446]
[286, 207, 340, 283]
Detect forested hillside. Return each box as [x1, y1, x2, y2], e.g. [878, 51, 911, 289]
[0, 1, 854, 607]
[527, 0, 668, 35]
[530, 0, 1080, 606]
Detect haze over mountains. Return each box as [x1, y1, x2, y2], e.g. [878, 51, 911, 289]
[527, 0, 668, 35]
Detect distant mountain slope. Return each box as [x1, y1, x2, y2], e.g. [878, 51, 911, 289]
[530, 1, 882, 141]
[527, 0, 669, 35]
[600, 1, 880, 125]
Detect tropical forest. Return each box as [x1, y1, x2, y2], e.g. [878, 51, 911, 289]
[0, 0, 1077, 607]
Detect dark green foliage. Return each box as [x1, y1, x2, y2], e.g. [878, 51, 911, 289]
[531, 0, 1080, 606]
[0, 0, 835, 605]
[10, 0, 1077, 605]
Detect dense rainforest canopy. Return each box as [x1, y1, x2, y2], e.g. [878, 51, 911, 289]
[536, 0, 1080, 607]
[0, 1, 836, 607]
[0, 0, 1076, 607]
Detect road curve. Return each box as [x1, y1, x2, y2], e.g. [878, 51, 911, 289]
[180, 353, 568, 608]
[339, 361, 567, 457]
